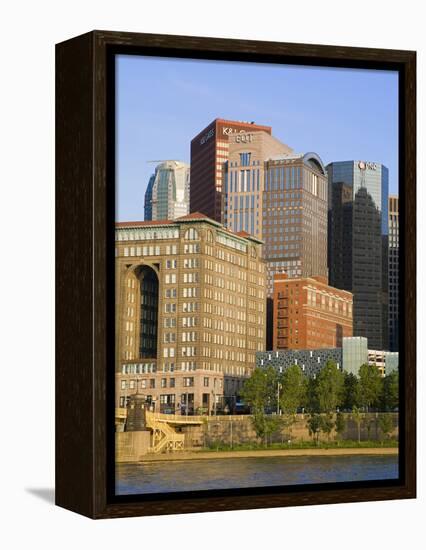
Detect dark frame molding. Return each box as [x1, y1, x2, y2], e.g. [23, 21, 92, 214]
[56, 30, 416, 519]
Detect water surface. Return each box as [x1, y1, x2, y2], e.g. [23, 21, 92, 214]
[116, 454, 398, 495]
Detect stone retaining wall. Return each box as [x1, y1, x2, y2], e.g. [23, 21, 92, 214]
[180, 413, 399, 448]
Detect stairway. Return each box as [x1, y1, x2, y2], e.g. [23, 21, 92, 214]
[145, 412, 185, 454]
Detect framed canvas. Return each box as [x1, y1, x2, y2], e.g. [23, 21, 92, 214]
[56, 30, 416, 519]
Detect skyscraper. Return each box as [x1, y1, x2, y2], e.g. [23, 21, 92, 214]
[144, 161, 190, 221]
[224, 130, 293, 239]
[388, 195, 399, 351]
[144, 174, 155, 221]
[263, 153, 329, 295]
[327, 161, 389, 350]
[190, 119, 273, 222]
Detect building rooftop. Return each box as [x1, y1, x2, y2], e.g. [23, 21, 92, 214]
[116, 213, 264, 244]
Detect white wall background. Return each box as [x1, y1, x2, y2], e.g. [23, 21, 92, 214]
[0, 0, 424, 547]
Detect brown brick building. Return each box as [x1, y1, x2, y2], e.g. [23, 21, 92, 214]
[273, 273, 353, 350]
[115, 213, 266, 414]
[190, 118, 273, 223]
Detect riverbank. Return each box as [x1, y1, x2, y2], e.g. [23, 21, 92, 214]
[138, 446, 398, 463]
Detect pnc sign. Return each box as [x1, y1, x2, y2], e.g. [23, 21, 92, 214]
[358, 161, 378, 171]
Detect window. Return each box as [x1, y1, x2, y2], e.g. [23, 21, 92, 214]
[170, 378, 175, 388]
[183, 377, 194, 387]
[165, 288, 177, 298]
[203, 377, 209, 387]
[239, 152, 251, 167]
[121, 380, 126, 390]
[184, 228, 199, 240]
[165, 274, 176, 284]
[129, 380, 135, 389]
[149, 379, 155, 389]
[161, 378, 167, 388]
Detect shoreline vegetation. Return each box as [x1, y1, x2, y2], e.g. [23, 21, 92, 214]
[135, 444, 398, 463]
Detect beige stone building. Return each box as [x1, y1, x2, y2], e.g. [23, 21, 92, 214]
[115, 212, 266, 414]
[224, 130, 293, 240]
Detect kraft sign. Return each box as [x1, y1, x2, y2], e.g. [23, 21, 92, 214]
[358, 161, 378, 171]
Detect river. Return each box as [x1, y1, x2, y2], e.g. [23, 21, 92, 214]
[116, 454, 398, 495]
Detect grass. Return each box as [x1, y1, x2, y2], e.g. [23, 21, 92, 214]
[203, 439, 399, 452]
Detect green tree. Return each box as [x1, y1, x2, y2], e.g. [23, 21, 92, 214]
[241, 367, 277, 414]
[351, 406, 363, 443]
[380, 371, 399, 412]
[307, 414, 322, 446]
[342, 372, 360, 411]
[280, 364, 307, 414]
[305, 376, 320, 413]
[316, 360, 345, 413]
[321, 414, 334, 441]
[335, 412, 346, 443]
[358, 364, 383, 411]
[241, 367, 278, 443]
[378, 414, 394, 443]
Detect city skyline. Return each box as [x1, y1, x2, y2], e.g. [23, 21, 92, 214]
[116, 54, 398, 221]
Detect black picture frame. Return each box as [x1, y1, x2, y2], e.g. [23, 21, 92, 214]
[56, 30, 416, 519]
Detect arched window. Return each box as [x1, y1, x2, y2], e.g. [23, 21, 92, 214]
[184, 227, 199, 240]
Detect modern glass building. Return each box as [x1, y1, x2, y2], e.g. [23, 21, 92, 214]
[144, 161, 190, 221]
[327, 161, 389, 350]
[342, 336, 368, 376]
[144, 174, 155, 220]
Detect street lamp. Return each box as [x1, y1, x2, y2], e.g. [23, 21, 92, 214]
[277, 382, 282, 415]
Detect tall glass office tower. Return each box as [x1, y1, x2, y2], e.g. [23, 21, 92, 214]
[144, 161, 190, 221]
[327, 161, 389, 350]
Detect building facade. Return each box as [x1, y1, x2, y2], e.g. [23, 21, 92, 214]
[190, 119, 273, 223]
[272, 272, 353, 350]
[327, 160, 389, 350]
[368, 349, 399, 377]
[144, 161, 190, 221]
[263, 153, 329, 294]
[224, 130, 293, 239]
[144, 173, 155, 221]
[388, 195, 399, 351]
[115, 213, 266, 413]
[257, 337, 397, 378]
[257, 347, 342, 378]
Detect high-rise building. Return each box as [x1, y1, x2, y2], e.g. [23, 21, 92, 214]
[327, 161, 389, 350]
[224, 131, 293, 239]
[115, 212, 266, 413]
[388, 195, 399, 351]
[144, 161, 190, 221]
[144, 174, 155, 221]
[263, 153, 329, 294]
[190, 119, 273, 222]
[272, 272, 353, 350]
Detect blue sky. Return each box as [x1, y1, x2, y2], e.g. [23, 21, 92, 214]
[116, 54, 398, 221]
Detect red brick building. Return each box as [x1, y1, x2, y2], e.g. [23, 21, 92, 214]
[273, 273, 353, 350]
[190, 118, 272, 222]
